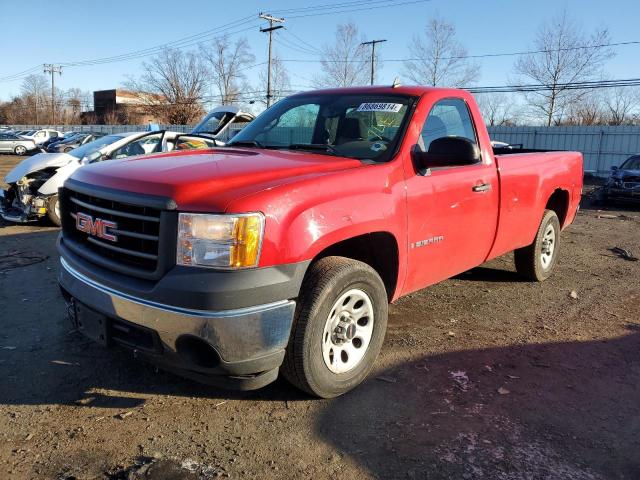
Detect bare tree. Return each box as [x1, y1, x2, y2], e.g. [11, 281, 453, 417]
[21, 74, 49, 124]
[128, 48, 207, 124]
[403, 17, 479, 87]
[602, 86, 639, 125]
[476, 93, 517, 126]
[514, 11, 614, 126]
[315, 22, 371, 88]
[258, 55, 291, 106]
[562, 91, 606, 125]
[200, 36, 255, 105]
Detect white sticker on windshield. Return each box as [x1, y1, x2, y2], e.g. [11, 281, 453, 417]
[357, 102, 403, 113]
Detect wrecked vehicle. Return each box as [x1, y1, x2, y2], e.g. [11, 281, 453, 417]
[0, 106, 252, 226]
[57, 85, 583, 397]
[0, 130, 218, 226]
[191, 105, 254, 141]
[600, 154, 640, 204]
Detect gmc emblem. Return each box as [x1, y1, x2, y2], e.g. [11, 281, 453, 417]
[75, 212, 118, 242]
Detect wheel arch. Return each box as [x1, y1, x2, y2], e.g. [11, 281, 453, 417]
[545, 188, 570, 228]
[307, 231, 400, 302]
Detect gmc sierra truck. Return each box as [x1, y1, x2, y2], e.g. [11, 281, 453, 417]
[57, 86, 583, 398]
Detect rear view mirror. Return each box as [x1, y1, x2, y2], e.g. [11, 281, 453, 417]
[412, 136, 481, 173]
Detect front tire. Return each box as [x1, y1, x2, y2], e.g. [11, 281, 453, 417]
[282, 256, 388, 398]
[514, 209, 561, 281]
[14, 145, 27, 155]
[46, 195, 61, 226]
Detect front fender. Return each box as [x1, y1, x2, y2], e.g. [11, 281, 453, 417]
[38, 160, 81, 195]
[226, 162, 409, 297]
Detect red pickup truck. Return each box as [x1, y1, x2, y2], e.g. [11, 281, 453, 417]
[57, 86, 583, 398]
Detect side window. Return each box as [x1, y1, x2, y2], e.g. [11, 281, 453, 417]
[36, 131, 46, 138]
[419, 98, 477, 154]
[111, 133, 162, 159]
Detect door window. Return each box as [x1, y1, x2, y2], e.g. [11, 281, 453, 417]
[111, 133, 162, 159]
[419, 98, 478, 158]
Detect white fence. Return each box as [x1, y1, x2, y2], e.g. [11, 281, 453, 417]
[488, 125, 640, 175]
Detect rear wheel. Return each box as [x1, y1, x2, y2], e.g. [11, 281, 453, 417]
[14, 145, 26, 155]
[46, 195, 61, 226]
[282, 256, 388, 398]
[514, 209, 561, 281]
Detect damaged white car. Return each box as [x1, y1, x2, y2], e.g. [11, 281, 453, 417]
[0, 106, 254, 226]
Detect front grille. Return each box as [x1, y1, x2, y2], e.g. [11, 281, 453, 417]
[60, 186, 175, 278]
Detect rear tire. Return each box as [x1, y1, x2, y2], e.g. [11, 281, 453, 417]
[46, 195, 61, 226]
[514, 209, 561, 281]
[281, 256, 388, 398]
[14, 145, 26, 155]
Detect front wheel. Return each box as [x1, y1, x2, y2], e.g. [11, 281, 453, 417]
[282, 256, 388, 398]
[14, 145, 27, 155]
[514, 209, 561, 281]
[46, 195, 61, 226]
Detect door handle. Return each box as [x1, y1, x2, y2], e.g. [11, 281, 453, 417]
[472, 183, 491, 192]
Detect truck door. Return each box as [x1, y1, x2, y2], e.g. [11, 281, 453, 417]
[403, 97, 499, 293]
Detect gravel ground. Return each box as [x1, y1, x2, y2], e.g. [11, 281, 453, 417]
[0, 154, 639, 479]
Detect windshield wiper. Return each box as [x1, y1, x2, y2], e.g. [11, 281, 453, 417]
[228, 139, 264, 148]
[287, 143, 338, 155]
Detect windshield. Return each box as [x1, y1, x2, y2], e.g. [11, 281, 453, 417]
[192, 111, 230, 135]
[23, 130, 36, 135]
[621, 156, 640, 170]
[228, 93, 415, 161]
[61, 133, 86, 143]
[69, 135, 122, 159]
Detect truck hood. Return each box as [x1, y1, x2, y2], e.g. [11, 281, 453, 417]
[5, 152, 76, 184]
[70, 148, 363, 211]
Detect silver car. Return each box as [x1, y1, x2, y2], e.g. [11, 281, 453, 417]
[0, 133, 38, 155]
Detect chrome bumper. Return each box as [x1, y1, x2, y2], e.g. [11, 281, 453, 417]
[58, 256, 296, 376]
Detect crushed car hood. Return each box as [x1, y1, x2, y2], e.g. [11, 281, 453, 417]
[5, 152, 76, 184]
[70, 148, 363, 211]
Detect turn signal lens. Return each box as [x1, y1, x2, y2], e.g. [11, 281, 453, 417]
[177, 213, 264, 269]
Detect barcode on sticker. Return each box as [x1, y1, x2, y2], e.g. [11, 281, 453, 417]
[357, 102, 403, 113]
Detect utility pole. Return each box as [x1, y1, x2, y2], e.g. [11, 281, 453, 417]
[43, 64, 62, 124]
[360, 39, 386, 85]
[259, 13, 285, 108]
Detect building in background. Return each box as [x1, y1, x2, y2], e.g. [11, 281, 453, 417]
[92, 89, 166, 124]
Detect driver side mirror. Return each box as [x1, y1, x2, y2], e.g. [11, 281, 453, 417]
[412, 136, 481, 174]
[81, 151, 104, 164]
[611, 165, 618, 171]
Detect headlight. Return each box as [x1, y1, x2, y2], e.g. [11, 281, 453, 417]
[177, 213, 264, 269]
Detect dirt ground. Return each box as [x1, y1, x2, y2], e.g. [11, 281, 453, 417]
[0, 154, 639, 480]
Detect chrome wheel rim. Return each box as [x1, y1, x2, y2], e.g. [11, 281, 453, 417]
[540, 223, 556, 269]
[16, 146, 25, 155]
[54, 198, 60, 221]
[322, 288, 374, 374]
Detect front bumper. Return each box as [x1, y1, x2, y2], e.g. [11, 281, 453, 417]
[605, 186, 640, 203]
[59, 256, 298, 390]
[0, 188, 46, 223]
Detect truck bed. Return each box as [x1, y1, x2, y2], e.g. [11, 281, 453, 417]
[488, 150, 583, 260]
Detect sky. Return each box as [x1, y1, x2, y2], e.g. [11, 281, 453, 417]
[1, 0, 640, 106]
